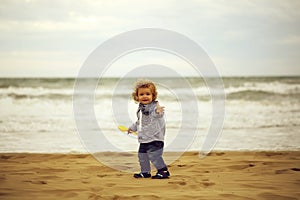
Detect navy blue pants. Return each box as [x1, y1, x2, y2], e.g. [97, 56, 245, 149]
[138, 141, 167, 173]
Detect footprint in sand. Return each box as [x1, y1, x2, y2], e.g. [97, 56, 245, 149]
[105, 183, 116, 187]
[201, 182, 215, 187]
[220, 193, 255, 200]
[0, 175, 6, 181]
[228, 164, 256, 170]
[97, 174, 107, 178]
[275, 169, 291, 174]
[168, 181, 186, 186]
[0, 155, 12, 160]
[258, 192, 297, 200]
[290, 168, 300, 171]
[89, 193, 102, 199]
[24, 180, 47, 185]
[275, 168, 300, 174]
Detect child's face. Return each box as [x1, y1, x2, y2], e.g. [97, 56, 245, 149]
[137, 87, 153, 105]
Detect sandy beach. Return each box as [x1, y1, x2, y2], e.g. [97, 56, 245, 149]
[0, 151, 299, 200]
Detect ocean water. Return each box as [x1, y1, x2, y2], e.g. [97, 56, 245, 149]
[0, 77, 299, 153]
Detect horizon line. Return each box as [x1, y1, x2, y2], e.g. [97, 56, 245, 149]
[0, 75, 299, 79]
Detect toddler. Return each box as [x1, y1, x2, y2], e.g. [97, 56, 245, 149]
[128, 79, 170, 179]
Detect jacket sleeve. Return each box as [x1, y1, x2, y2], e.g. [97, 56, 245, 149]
[151, 104, 164, 118]
[152, 111, 164, 118]
[129, 120, 138, 132]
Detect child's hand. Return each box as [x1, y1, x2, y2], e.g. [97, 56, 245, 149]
[127, 128, 132, 134]
[156, 102, 165, 114]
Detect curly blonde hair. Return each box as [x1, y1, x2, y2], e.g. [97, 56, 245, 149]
[132, 79, 158, 103]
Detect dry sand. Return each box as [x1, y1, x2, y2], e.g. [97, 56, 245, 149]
[0, 151, 299, 200]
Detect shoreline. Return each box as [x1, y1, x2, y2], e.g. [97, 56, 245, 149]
[1, 151, 299, 199]
[1, 148, 300, 154]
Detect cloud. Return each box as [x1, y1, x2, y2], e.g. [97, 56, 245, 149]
[0, 0, 299, 77]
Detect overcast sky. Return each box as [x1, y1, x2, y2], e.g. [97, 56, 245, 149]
[0, 0, 299, 77]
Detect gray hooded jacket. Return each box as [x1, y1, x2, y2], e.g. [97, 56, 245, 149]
[129, 101, 165, 143]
